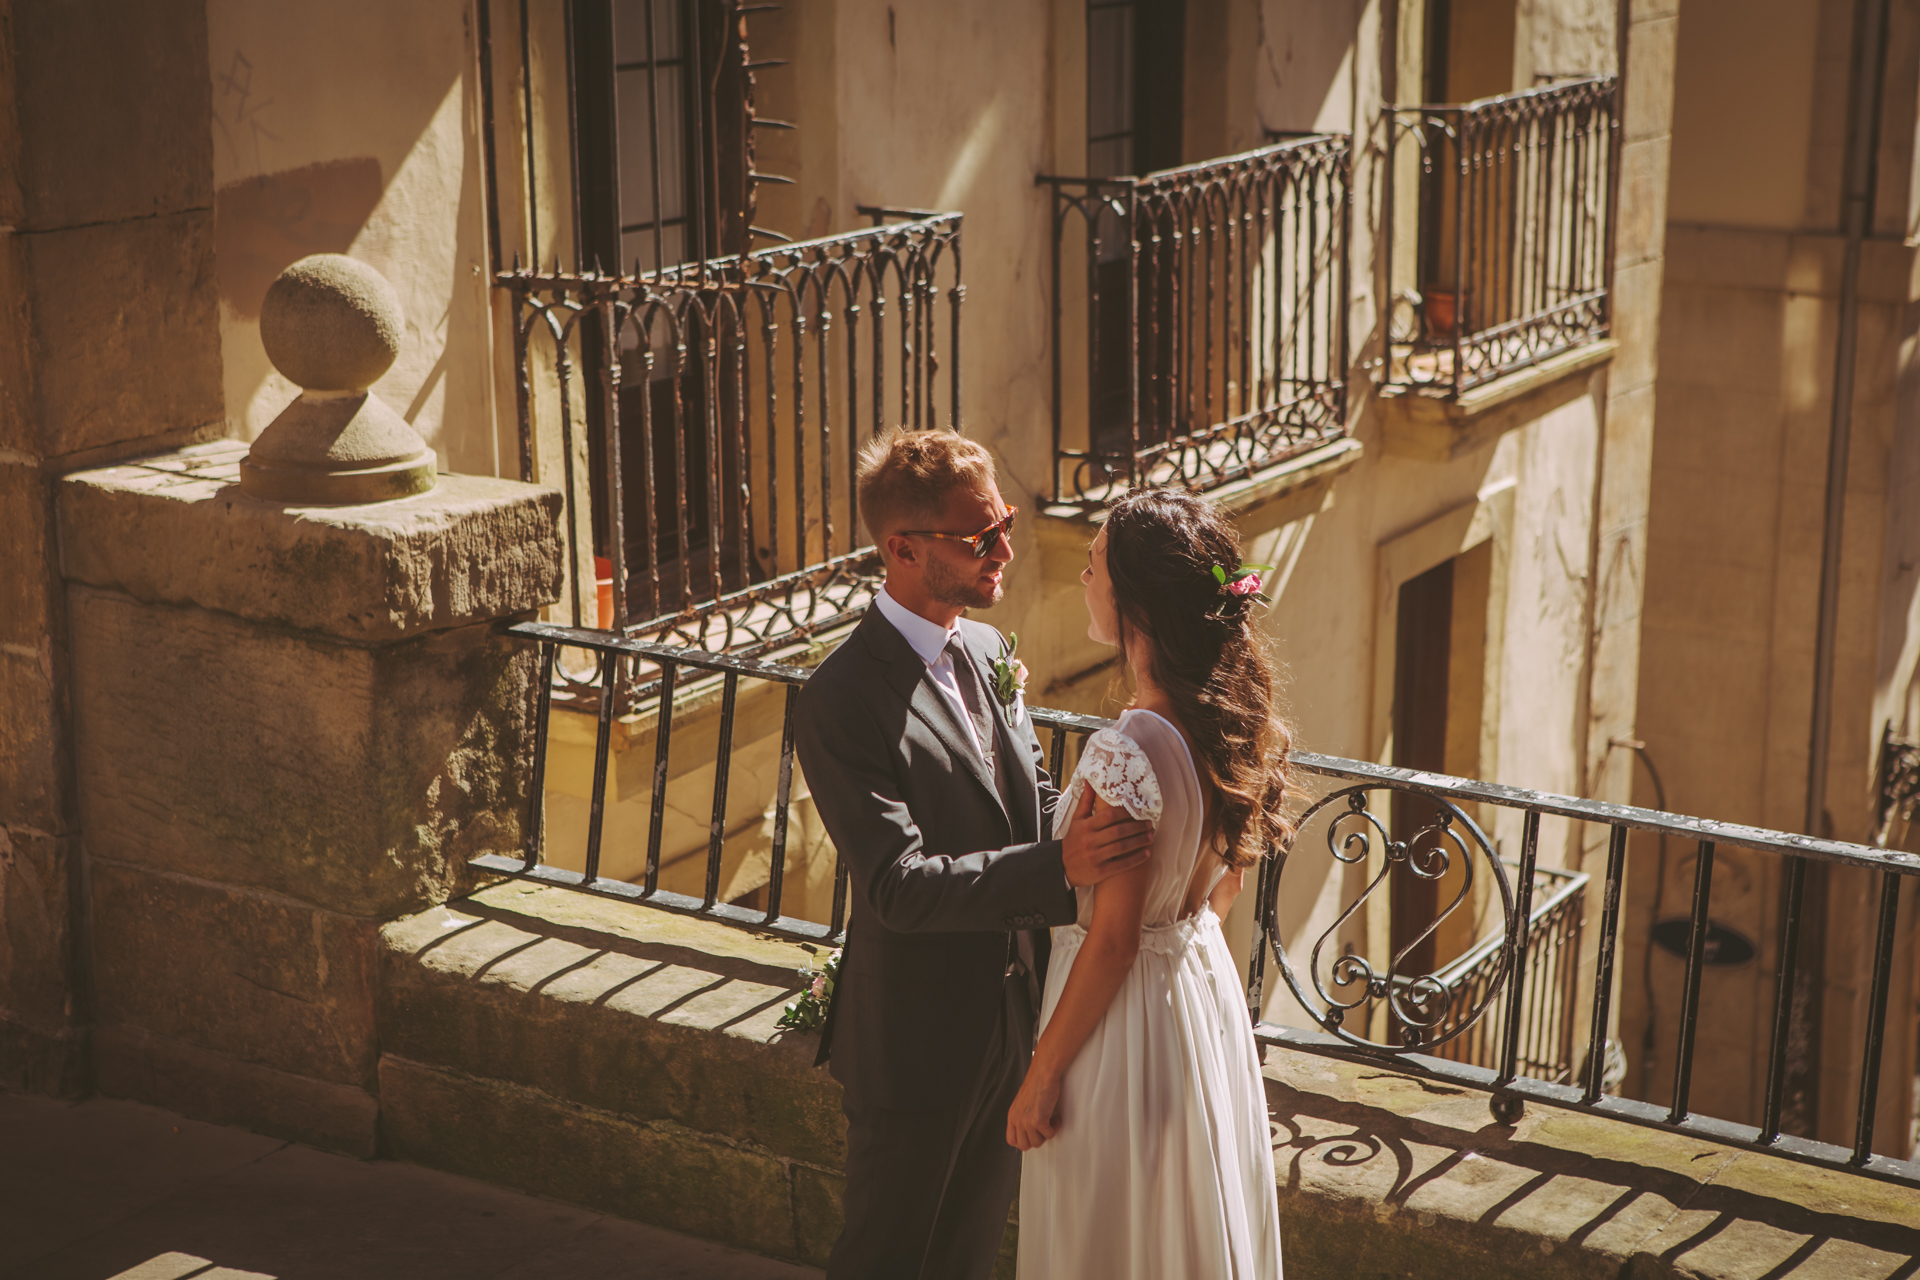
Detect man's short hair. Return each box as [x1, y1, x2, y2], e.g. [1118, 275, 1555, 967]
[856, 428, 996, 544]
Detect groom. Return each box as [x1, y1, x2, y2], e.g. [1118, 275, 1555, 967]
[794, 429, 1154, 1279]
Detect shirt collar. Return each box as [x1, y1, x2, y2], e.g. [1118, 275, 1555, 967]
[876, 584, 959, 667]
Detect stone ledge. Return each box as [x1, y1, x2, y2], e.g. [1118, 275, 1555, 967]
[92, 1022, 377, 1158]
[1269, 1052, 1920, 1278]
[380, 882, 840, 1167]
[1377, 340, 1615, 463]
[372, 883, 1920, 1278]
[59, 441, 564, 644]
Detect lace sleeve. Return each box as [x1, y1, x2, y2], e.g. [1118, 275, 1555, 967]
[1056, 727, 1164, 830]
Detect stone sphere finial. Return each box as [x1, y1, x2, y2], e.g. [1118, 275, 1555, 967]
[240, 254, 436, 505]
[260, 254, 404, 392]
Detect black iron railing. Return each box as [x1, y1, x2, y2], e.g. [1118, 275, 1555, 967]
[1383, 76, 1619, 396]
[1409, 863, 1586, 1083]
[499, 213, 960, 694]
[479, 625, 1920, 1189]
[1040, 136, 1351, 510]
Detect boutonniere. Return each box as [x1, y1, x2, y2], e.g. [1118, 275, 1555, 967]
[775, 947, 840, 1034]
[989, 632, 1028, 727]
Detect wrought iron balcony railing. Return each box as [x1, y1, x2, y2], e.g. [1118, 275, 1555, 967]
[498, 211, 960, 702]
[480, 625, 1920, 1190]
[1392, 861, 1587, 1084]
[1384, 76, 1619, 396]
[1040, 136, 1351, 511]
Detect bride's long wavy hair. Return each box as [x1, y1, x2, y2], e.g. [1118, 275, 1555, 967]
[1103, 488, 1294, 869]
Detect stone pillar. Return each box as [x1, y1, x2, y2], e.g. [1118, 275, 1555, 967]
[57, 442, 561, 1154]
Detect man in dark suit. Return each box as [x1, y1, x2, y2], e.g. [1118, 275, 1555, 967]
[795, 429, 1154, 1279]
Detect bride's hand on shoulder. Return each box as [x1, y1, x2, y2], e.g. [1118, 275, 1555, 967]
[1006, 1069, 1062, 1151]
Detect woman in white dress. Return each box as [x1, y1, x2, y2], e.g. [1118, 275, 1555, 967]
[1008, 488, 1290, 1278]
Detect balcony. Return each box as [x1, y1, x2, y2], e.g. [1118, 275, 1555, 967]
[1383, 77, 1620, 400]
[1040, 136, 1352, 513]
[497, 211, 962, 692]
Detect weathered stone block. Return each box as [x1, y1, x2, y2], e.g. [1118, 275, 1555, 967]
[94, 1023, 376, 1158]
[90, 861, 379, 1089]
[0, 461, 52, 651]
[0, 1012, 88, 1097]
[11, 0, 214, 230]
[0, 827, 76, 1030]
[61, 450, 564, 642]
[379, 887, 844, 1168]
[789, 1163, 844, 1268]
[69, 589, 535, 917]
[0, 649, 66, 835]
[379, 1056, 801, 1261]
[23, 213, 222, 457]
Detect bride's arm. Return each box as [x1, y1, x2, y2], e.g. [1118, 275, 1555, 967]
[1006, 797, 1151, 1151]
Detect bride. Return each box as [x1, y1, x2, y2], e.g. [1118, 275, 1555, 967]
[1009, 488, 1289, 1278]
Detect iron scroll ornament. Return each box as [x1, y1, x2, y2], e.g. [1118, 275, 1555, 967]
[1262, 785, 1516, 1053]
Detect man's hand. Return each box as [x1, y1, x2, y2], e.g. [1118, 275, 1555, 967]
[1061, 787, 1154, 888]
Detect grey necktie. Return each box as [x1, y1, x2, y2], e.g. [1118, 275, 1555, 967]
[945, 635, 996, 764]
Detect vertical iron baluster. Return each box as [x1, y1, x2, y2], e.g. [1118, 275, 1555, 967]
[524, 642, 557, 869]
[1583, 824, 1629, 1103]
[949, 232, 964, 432]
[845, 278, 862, 539]
[1667, 840, 1717, 1124]
[706, 303, 726, 613]
[583, 649, 618, 883]
[1760, 854, 1810, 1143]
[816, 284, 834, 555]
[791, 301, 808, 566]
[1247, 848, 1276, 1024]
[554, 317, 586, 626]
[765, 684, 800, 924]
[703, 671, 739, 909]
[733, 294, 754, 588]
[671, 309, 694, 612]
[1496, 812, 1543, 1095]
[1451, 112, 1468, 397]
[512, 289, 536, 485]
[644, 659, 678, 894]
[638, 304, 662, 619]
[830, 857, 850, 940]
[760, 293, 781, 576]
[602, 297, 629, 630]
[1049, 188, 1065, 499]
[1850, 868, 1904, 1164]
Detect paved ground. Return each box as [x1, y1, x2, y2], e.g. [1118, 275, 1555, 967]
[0, 1091, 824, 1280]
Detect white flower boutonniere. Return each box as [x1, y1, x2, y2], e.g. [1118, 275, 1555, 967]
[990, 632, 1028, 728]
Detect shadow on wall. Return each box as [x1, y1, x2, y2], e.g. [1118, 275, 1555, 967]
[215, 158, 384, 319]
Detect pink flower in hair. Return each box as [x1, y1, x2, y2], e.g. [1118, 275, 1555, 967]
[1226, 572, 1262, 596]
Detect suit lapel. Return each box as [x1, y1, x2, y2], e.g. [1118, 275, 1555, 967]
[859, 609, 1008, 822]
[960, 626, 1040, 840]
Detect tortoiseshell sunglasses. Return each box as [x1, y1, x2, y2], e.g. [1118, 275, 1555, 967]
[900, 506, 1019, 559]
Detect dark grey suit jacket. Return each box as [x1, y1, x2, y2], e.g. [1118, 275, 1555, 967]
[794, 605, 1080, 1110]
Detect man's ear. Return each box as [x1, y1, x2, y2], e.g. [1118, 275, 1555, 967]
[884, 532, 918, 567]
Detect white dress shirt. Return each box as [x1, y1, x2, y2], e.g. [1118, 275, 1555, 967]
[874, 585, 987, 757]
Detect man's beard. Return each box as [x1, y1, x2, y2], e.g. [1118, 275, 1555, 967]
[924, 553, 1001, 610]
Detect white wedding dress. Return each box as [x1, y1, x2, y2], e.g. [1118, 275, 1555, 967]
[1018, 709, 1282, 1279]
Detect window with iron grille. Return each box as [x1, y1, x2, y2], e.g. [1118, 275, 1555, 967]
[483, 2, 962, 668]
[1041, 0, 1349, 511]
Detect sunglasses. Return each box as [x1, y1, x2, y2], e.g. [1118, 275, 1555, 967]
[901, 506, 1019, 559]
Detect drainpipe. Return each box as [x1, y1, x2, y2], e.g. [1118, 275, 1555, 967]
[1778, 0, 1890, 1141]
